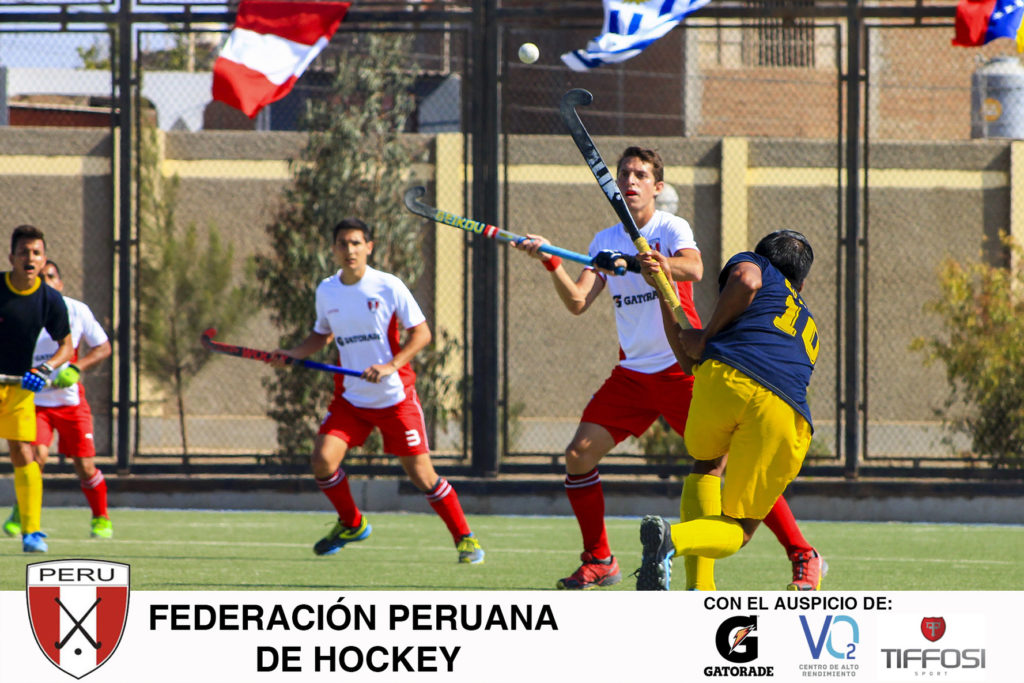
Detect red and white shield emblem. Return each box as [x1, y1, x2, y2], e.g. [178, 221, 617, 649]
[26, 560, 130, 679]
[921, 616, 946, 642]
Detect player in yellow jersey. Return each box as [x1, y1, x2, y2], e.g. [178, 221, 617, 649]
[635, 230, 818, 590]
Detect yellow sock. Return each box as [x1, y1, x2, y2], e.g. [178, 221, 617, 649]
[14, 462, 42, 534]
[681, 473, 722, 590]
[670, 515, 744, 559]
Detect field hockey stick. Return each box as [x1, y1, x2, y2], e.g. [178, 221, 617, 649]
[559, 88, 693, 330]
[200, 328, 363, 378]
[0, 373, 52, 387]
[403, 186, 634, 276]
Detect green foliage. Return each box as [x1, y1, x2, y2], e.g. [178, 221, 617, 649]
[913, 235, 1024, 469]
[78, 28, 217, 72]
[255, 35, 441, 462]
[137, 127, 253, 457]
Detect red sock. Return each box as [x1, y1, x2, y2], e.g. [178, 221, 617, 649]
[565, 468, 610, 559]
[426, 477, 471, 543]
[317, 468, 361, 527]
[763, 495, 812, 556]
[80, 469, 108, 518]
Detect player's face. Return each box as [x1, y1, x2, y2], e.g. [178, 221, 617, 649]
[616, 157, 663, 215]
[41, 264, 63, 292]
[9, 238, 46, 284]
[332, 229, 373, 275]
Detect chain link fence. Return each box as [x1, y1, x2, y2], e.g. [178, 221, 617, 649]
[2, 4, 1021, 478]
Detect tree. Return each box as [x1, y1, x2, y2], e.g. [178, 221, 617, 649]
[913, 235, 1024, 469]
[78, 28, 218, 72]
[255, 34, 461, 462]
[136, 126, 253, 460]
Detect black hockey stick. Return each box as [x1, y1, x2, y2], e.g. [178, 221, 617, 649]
[200, 328, 363, 378]
[559, 88, 693, 329]
[403, 186, 635, 276]
[54, 596, 102, 650]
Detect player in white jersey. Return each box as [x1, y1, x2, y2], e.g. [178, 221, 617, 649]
[269, 218, 484, 564]
[3, 259, 113, 540]
[518, 146, 826, 591]
[517, 146, 703, 589]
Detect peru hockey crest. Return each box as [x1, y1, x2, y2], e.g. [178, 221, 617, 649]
[26, 560, 130, 679]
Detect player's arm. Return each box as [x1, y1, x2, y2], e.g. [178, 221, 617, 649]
[685, 260, 763, 359]
[75, 340, 112, 373]
[363, 321, 431, 383]
[268, 331, 332, 365]
[514, 233, 606, 315]
[45, 333, 74, 370]
[639, 251, 698, 373]
[24, 333, 75, 391]
[665, 247, 703, 283]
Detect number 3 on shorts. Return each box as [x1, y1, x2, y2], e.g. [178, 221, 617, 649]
[773, 293, 819, 365]
[405, 429, 422, 448]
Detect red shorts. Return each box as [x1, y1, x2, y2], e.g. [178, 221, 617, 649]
[580, 363, 694, 444]
[33, 401, 96, 459]
[319, 387, 430, 457]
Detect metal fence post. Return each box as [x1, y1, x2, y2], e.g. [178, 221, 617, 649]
[469, 0, 500, 477]
[843, 0, 862, 479]
[116, 4, 133, 472]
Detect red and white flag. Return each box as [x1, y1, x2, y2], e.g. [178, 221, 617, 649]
[212, 0, 350, 118]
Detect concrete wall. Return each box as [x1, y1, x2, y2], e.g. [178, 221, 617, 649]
[1, 127, 1018, 459]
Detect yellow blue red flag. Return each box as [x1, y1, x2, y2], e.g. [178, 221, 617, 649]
[953, 0, 1024, 52]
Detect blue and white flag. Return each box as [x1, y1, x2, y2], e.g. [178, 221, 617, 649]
[561, 0, 712, 72]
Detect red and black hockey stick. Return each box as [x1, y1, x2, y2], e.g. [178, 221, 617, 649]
[559, 88, 693, 330]
[200, 328, 363, 377]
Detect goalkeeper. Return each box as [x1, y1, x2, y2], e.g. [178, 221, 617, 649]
[3, 259, 113, 540]
[0, 225, 72, 554]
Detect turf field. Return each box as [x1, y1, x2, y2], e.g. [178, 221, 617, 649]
[1, 508, 1021, 591]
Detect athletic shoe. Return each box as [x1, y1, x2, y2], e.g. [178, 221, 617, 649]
[3, 505, 20, 537]
[787, 548, 828, 591]
[313, 516, 371, 556]
[456, 534, 485, 564]
[90, 516, 114, 539]
[22, 531, 48, 553]
[635, 515, 675, 591]
[556, 552, 622, 589]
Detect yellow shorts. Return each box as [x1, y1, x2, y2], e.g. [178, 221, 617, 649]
[684, 360, 812, 520]
[0, 384, 38, 442]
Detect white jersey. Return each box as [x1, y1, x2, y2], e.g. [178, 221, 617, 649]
[588, 210, 702, 374]
[314, 267, 427, 409]
[33, 296, 109, 407]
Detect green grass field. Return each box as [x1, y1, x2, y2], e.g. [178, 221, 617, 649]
[2, 507, 1021, 591]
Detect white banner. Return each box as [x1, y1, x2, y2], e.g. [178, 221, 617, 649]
[2, 589, 1020, 682]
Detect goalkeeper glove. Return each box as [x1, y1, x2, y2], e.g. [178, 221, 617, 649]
[21, 363, 53, 392]
[593, 249, 642, 274]
[52, 364, 81, 389]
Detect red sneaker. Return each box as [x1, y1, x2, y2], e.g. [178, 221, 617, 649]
[556, 552, 622, 590]
[787, 548, 828, 591]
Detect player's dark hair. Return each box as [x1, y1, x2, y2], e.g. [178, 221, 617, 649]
[332, 218, 372, 243]
[755, 230, 814, 289]
[10, 224, 45, 255]
[617, 146, 664, 183]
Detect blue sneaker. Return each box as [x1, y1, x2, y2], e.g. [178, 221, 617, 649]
[456, 534, 485, 564]
[313, 516, 371, 556]
[635, 515, 674, 590]
[22, 531, 48, 553]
